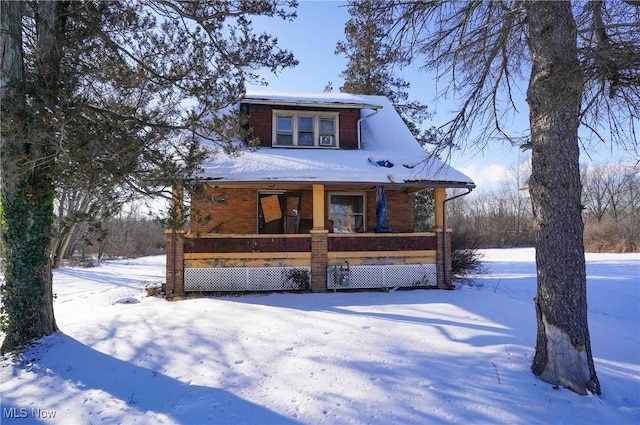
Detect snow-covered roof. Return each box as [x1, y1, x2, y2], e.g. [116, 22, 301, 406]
[197, 90, 474, 188]
[241, 90, 384, 110]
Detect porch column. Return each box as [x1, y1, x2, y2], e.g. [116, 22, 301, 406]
[310, 230, 328, 292]
[434, 188, 453, 288]
[312, 184, 325, 230]
[436, 229, 453, 289]
[310, 184, 328, 292]
[166, 230, 184, 298]
[434, 187, 446, 229]
[166, 185, 185, 298]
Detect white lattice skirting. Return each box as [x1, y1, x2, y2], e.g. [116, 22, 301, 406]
[184, 266, 311, 292]
[184, 264, 437, 292]
[327, 264, 437, 290]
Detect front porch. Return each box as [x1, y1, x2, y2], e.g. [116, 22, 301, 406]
[166, 230, 451, 296]
[165, 184, 453, 297]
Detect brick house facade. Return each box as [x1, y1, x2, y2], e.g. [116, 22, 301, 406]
[166, 91, 474, 297]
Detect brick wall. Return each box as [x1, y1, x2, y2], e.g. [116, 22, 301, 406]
[365, 189, 415, 233]
[191, 185, 415, 235]
[190, 187, 317, 235]
[245, 104, 361, 149]
[190, 187, 257, 234]
[338, 109, 360, 149]
[310, 231, 328, 292]
[245, 104, 272, 147]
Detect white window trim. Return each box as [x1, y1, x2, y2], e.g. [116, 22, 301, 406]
[272, 110, 339, 148]
[328, 192, 366, 233]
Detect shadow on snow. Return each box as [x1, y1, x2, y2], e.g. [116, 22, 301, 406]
[1, 332, 300, 425]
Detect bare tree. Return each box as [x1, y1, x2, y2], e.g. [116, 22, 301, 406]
[501, 159, 533, 239]
[581, 164, 612, 224]
[582, 161, 640, 251]
[365, 0, 639, 395]
[51, 167, 131, 268]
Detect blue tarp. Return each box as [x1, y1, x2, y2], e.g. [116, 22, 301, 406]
[376, 186, 392, 233]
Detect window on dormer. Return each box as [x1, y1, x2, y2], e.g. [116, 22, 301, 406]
[273, 110, 339, 148]
[275, 116, 293, 145]
[298, 115, 314, 146]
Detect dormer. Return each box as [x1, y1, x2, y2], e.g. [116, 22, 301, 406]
[240, 91, 383, 150]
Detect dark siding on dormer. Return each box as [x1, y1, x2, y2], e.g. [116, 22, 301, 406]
[242, 103, 361, 150]
[243, 104, 272, 147]
[338, 109, 360, 150]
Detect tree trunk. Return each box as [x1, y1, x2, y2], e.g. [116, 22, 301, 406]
[1, 178, 58, 353]
[1, 1, 24, 92]
[52, 220, 78, 269]
[525, 1, 600, 395]
[1, 0, 63, 353]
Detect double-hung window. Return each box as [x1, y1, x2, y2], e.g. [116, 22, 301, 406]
[329, 193, 365, 233]
[275, 116, 293, 145]
[273, 111, 339, 148]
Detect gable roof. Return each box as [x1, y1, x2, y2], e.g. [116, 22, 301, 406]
[197, 90, 475, 188]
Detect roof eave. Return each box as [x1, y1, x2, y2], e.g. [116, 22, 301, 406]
[193, 177, 475, 189]
[241, 98, 383, 110]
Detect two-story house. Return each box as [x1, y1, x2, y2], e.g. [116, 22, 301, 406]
[166, 90, 475, 297]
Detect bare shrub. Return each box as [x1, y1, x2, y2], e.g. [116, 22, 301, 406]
[450, 228, 485, 279]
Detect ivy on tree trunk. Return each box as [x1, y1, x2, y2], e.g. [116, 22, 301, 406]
[1, 0, 62, 353]
[1, 176, 58, 352]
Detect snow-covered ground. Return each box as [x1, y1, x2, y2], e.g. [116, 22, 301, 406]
[1, 248, 638, 424]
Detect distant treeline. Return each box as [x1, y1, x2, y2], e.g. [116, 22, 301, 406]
[56, 214, 165, 267]
[438, 162, 639, 253]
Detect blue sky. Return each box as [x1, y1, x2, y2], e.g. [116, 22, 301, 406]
[246, 1, 628, 191]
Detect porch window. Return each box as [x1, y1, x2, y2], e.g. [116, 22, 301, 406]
[329, 193, 365, 233]
[258, 191, 302, 234]
[273, 110, 339, 148]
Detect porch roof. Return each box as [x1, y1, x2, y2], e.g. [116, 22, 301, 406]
[197, 91, 475, 189]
